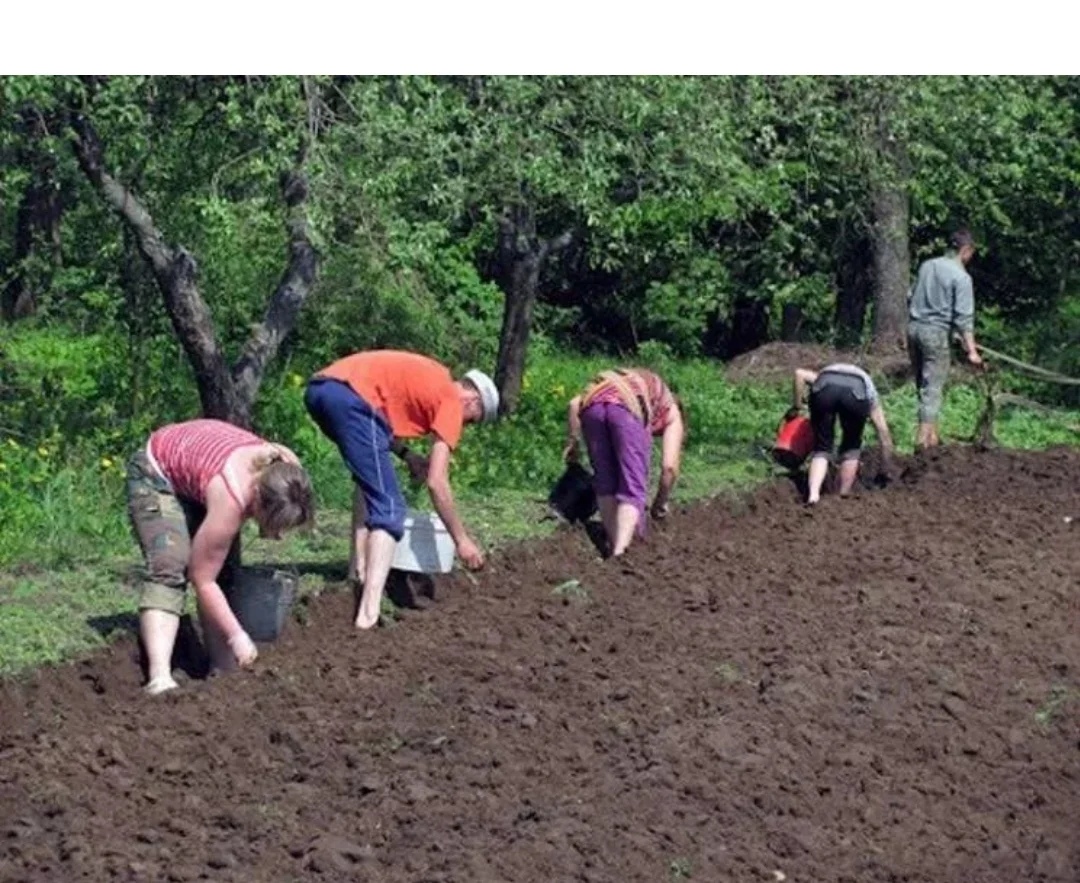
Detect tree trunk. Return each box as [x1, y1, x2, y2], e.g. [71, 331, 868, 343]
[2, 109, 63, 322]
[67, 86, 321, 429]
[834, 233, 872, 348]
[494, 249, 541, 415]
[493, 202, 572, 415]
[865, 81, 911, 355]
[720, 295, 770, 358]
[869, 176, 910, 354]
[2, 190, 38, 321]
[121, 227, 152, 417]
[780, 303, 804, 342]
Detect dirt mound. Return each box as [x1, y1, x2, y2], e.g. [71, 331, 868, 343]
[2, 446, 1080, 882]
[726, 341, 912, 385]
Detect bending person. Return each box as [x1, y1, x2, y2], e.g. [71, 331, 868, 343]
[791, 364, 895, 505]
[304, 350, 498, 629]
[564, 368, 685, 556]
[127, 419, 314, 695]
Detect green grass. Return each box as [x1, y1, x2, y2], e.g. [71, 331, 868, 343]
[668, 857, 694, 881]
[1034, 684, 1079, 732]
[1, 350, 1078, 676]
[0, 566, 138, 675]
[551, 578, 591, 603]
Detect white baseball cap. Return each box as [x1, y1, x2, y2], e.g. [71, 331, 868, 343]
[464, 369, 500, 423]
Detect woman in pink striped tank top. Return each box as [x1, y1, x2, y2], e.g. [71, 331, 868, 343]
[127, 419, 314, 695]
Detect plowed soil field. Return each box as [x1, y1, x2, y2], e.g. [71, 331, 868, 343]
[2, 446, 1079, 883]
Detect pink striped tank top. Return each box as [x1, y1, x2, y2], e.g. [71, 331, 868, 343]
[148, 419, 265, 508]
[582, 368, 676, 436]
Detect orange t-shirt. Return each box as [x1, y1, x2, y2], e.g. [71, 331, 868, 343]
[316, 351, 464, 448]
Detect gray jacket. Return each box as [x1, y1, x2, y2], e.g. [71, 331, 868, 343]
[908, 253, 974, 334]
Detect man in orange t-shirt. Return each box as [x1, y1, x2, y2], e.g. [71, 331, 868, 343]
[305, 350, 499, 629]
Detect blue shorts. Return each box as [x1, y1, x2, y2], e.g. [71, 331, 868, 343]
[304, 378, 406, 540]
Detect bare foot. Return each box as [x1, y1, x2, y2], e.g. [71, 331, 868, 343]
[144, 675, 179, 696]
[354, 609, 379, 630]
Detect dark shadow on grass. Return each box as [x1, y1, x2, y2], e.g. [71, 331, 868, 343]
[87, 611, 139, 641]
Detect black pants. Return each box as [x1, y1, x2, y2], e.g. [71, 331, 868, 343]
[808, 372, 872, 461]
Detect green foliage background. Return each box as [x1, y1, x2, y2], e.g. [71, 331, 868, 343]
[0, 76, 1078, 674]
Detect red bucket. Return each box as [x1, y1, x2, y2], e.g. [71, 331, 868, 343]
[772, 415, 814, 470]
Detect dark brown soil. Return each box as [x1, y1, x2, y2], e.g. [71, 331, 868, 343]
[726, 341, 913, 385]
[3, 446, 1080, 883]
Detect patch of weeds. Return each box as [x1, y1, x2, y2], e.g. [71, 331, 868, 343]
[726, 495, 751, 518]
[668, 856, 693, 881]
[405, 679, 440, 706]
[714, 661, 743, 685]
[551, 578, 590, 603]
[599, 711, 633, 738]
[1034, 684, 1078, 731]
[257, 803, 286, 819]
[296, 572, 326, 598]
[378, 732, 405, 755]
[378, 594, 401, 624]
[713, 660, 758, 689]
[292, 598, 311, 627]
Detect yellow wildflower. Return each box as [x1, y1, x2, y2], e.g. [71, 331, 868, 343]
[37, 446, 49, 458]
[101, 457, 114, 469]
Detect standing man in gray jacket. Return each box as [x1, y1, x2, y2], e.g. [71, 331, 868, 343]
[907, 228, 983, 450]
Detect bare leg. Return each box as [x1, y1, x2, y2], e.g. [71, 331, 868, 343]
[349, 485, 368, 584]
[806, 455, 829, 505]
[597, 495, 617, 553]
[140, 608, 180, 694]
[837, 458, 860, 496]
[610, 502, 640, 556]
[355, 529, 396, 629]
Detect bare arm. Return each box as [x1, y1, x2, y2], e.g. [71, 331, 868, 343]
[564, 396, 583, 462]
[188, 482, 246, 641]
[960, 331, 982, 366]
[868, 403, 896, 473]
[426, 438, 483, 568]
[953, 275, 982, 366]
[651, 409, 685, 517]
[792, 368, 819, 411]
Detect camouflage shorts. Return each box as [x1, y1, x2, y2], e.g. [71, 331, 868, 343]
[126, 449, 237, 614]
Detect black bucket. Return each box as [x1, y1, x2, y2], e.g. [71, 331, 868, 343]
[223, 567, 298, 642]
[548, 462, 597, 524]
